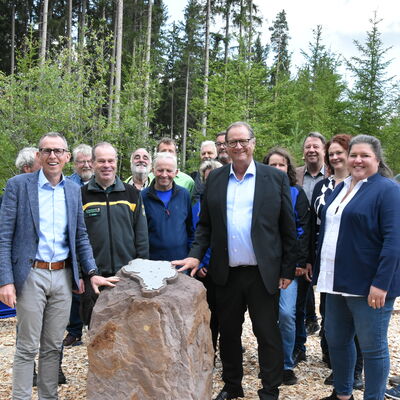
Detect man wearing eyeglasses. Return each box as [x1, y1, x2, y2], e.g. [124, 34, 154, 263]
[173, 122, 296, 400]
[0, 132, 118, 399]
[215, 130, 231, 165]
[59, 143, 94, 351]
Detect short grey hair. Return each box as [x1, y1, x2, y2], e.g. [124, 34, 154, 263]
[92, 142, 118, 161]
[225, 121, 254, 141]
[38, 132, 68, 149]
[199, 159, 223, 182]
[303, 131, 326, 148]
[200, 140, 217, 151]
[72, 144, 92, 161]
[15, 147, 38, 172]
[153, 152, 177, 170]
[349, 134, 393, 178]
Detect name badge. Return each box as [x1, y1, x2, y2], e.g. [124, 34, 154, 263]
[85, 207, 101, 217]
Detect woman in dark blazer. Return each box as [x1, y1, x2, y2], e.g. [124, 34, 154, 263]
[314, 135, 400, 400]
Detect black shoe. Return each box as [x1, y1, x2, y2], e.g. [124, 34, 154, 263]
[33, 365, 66, 386]
[390, 376, 400, 386]
[213, 389, 243, 400]
[324, 371, 333, 386]
[58, 366, 67, 385]
[353, 372, 363, 390]
[282, 369, 298, 385]
[306, 320, 320, 335]
[293, 349, 306, 366]
[320, 390, 354, 400]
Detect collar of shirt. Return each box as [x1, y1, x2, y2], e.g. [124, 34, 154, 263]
[94, 180, 116, 193]
[304, 165, 325, 177]
[229, 160, 256, 182]
[38, 168, 66, 188]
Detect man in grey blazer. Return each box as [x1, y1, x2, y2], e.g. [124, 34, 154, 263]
[0, 132, 118, 400]
[174, 122, 297, 400]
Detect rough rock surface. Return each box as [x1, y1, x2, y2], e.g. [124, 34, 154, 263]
[86, 263, 214, 400]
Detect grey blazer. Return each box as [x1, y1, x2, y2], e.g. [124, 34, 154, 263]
[0, 170, 96, 295]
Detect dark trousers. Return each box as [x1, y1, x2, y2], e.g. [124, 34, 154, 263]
[197, 273, 219, 352]
[216, 266, 282, 400]
[294, 276, 309, 353]
[80, 276, 99, 327]
[66, 292, 83, 338]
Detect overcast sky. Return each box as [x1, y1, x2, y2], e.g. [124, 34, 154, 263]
[163, 0, 400, 83]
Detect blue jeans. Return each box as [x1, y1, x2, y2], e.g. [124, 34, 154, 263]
[67, 292, 83, 338]
[325, 293, 394, 400]
[279, 278, 298, 370]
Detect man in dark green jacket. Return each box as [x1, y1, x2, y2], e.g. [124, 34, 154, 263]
[80, 142, 149, 325]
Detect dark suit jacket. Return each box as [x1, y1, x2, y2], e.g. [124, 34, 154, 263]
[0, 170, 97, 295]
[189, 161, 297, 295]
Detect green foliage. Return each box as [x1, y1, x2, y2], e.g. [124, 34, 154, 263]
[347, 14, 394, 135]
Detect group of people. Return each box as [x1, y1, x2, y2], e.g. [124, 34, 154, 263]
[0, 123, 399, 400]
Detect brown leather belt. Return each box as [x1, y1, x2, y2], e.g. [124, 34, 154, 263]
[33, 259, 70, 270]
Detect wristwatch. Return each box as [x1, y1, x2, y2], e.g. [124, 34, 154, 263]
[87, 269, 99, 278]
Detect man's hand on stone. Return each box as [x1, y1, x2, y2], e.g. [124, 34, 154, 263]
[0, 283, 17, 308]
[90, 276, 120, 295]
[172, 257, 200, 277]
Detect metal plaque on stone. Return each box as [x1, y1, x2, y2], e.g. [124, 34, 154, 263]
[121, 258, 178, 298]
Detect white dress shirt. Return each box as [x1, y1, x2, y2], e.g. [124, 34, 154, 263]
[317, 176, 366, 296]
[227, 160, 257, 267]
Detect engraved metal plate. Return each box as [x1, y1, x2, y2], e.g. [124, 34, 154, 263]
[121, 258, 178, 298]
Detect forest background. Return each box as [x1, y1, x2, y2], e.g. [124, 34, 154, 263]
[0, 0, 399, 187]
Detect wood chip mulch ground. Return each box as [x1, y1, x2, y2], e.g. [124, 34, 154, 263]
[1, 297, 399, 399]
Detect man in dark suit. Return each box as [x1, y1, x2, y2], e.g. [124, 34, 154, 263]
[0, 132, 118, 400]
[173, 122, 297, 400]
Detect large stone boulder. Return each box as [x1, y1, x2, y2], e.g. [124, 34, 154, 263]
[87, 260, 214, 400]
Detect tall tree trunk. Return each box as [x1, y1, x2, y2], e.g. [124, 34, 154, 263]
[143, 0, 153, 136]
[182, 55, 190, 170]
[238, 0, 243, 56]
[108, 5, 118, 125]
[114, 0, 124, 126]
[40, 0, 49, 65]
[223, 1, 230, 65]
[201, 0, 211, 136]
[67, 0, 72, 51]
[79, 0, 87, 47]
[11, 4, 15, 74]
[132, 0, 138, 62]
[247, 0, 253, 59]
[170, 79, 174, 138]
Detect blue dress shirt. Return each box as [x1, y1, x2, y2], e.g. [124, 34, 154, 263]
[227, 160, 257, 267]
[35, 169, 70, 262]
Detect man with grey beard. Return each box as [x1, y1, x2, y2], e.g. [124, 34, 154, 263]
[125, 148, 152, 190]
[68, 144, 94, 186]
[62, 144, 94, 350]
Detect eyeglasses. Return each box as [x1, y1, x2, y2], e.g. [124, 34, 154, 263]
[226, 139, 253, 148]
[75, 160, 92, 165]
[39, 148, 68, 156]
[215, 142, 226, 148]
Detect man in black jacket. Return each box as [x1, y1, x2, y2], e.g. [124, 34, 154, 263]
[80, 142, 149, 326]
[173, 122, 297, 400]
